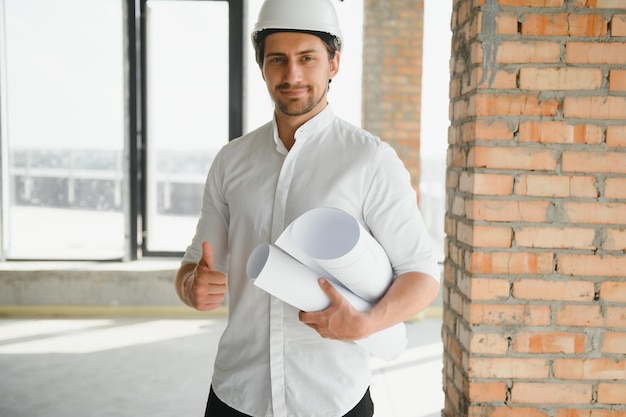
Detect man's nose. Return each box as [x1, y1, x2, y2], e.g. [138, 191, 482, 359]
[283, 60, 302, 84]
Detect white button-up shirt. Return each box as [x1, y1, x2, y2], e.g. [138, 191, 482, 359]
[182, 105, 440, 417]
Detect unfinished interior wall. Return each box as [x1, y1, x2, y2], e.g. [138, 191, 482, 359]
[363, 0, 425, 190]
[443, 0, 626, 415]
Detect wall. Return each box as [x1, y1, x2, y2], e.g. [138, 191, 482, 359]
[0, 260, 198, 317]
[363, 0, 425, 190]
[444, 0, 626, 416]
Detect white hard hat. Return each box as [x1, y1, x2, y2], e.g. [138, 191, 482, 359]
[252, 0, 343, 51]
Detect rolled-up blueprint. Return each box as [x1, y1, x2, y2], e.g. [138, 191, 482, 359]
[277, 207, 394, 303]
[246, 243, 407, 360]
[246, 207, 408, 361]
[247, 243, 363, 312]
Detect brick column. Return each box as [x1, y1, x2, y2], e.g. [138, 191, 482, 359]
[444, 1, 626, 416]
[362, 0, 424, 190]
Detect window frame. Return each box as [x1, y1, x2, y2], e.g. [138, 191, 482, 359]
[0, 0, 243, 261]
[135, 0, 243, 259]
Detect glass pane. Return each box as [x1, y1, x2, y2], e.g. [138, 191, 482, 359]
[145, 1, 229, 253]
[2, 0, 126, 260]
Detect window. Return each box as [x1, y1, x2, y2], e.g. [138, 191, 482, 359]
[1, 0, 126, 260]
[0, 0, 243, 260]
[144, 0, 231, 254]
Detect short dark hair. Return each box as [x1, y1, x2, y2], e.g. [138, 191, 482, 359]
[253, 29, 340, 68]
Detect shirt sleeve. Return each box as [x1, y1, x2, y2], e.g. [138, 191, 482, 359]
[181, 152, 230, 274]
[363, 142, 441, 283]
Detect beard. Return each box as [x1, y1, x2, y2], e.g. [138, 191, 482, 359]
[274, 83, 326, 117]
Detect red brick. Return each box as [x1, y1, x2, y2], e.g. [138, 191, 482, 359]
[607, 125, 626, 147]
[459, 172, 514, 196]
[452, 195, 466, 217]
[612, 15, 626, 37]
[445, 3, 626, 415]
[444, 217, 456, 239]
[474, 119, 516, 141]
[511, 382, 592, 405]
[513, 279, 595, 301]
[521, 14, 569, 36]
[451, 99, 471, 120]
[598, 383, 626, 405]
[554, 358, 626, 380]
[602, 332, 626, 354]
[598, 0, 626, 9]
[456, 319, 471, 348]
[446, 168, 460, 189]
[512, 331, 586, 354]
[606, 307, 626, 329]
[456, 0, 471, 26]
[609, 69, 626, 92]
[563, 151, 626, 174]
[568, 13, 609, 36]
[468, 381, 508, 402]
[566, 42, 626, 64]
[470, 146, 558, 171]
[520, 68, 603, 90]
[470, 406, 550, 417]
[570, 176, 599, 198]
[517, 174, 570, 197]
[558, 305, 626, 329]
[446, 242, 461, 267]
[564, 202, 626, 224]
[469, 357, 550, 379]
[600, 281, 626, 303]
[448, 145, 468, 168]
[457, 222, 513, 248]
[496, 13, 519, 35]
[471, 278, 510, 300]
[499, 40, 562, 64]
[515, 174, 598, 198]
[470, 332, 510, 355]
[557, 305, 604, 327]
[448, 124, 459, 145]
[449, 288, 466, 317]
[469, 303, 551, 326]
[564, 96, 626, 120]
[516, 227, 596, 250]
[555, 409, 626, 417]
[558, 254, 626, 277]
[470, 200, 549, 222]
[475, 94, 560, 117]
[519, 120, 603, 144]
[499, 0, 563, 5]
[471, 68, 518, 91]
[603, 228, 626, 250]
[468, 252, 554, 275]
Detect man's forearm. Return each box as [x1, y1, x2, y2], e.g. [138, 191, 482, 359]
[363, 272, 440, 336]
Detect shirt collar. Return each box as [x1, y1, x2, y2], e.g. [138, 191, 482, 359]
[272, 104, 335, 154]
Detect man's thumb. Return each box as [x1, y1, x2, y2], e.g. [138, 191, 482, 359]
[201, 241, 214, 270]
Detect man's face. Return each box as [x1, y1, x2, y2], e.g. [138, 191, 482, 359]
[262, 32, 340, 119]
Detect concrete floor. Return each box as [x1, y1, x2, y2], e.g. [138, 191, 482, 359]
[0, 316, 444, 417]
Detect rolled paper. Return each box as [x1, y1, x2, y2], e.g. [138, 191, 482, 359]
[247, 241, 407, 361]
[286, 207, 394, 303]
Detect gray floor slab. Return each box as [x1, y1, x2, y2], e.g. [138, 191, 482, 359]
[0, 317, 443, 417]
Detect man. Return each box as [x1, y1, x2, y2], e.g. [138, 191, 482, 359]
[175, 0, 441, 416]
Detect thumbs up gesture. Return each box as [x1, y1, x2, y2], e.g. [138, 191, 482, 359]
[185, 242, 227, 311]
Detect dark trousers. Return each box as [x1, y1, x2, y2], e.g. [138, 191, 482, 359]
[205, 386, 374, 417]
